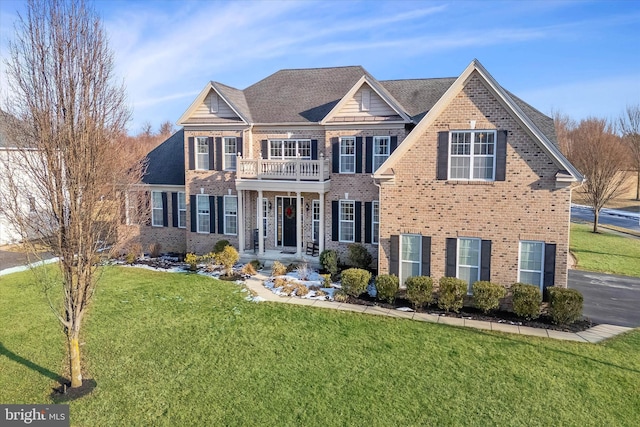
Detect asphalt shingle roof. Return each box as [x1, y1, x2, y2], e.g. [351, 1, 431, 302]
[142, 129, 185, 186]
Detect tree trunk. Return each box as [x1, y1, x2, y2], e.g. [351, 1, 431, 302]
[636, 169, 639, 201]
[593, 209, 600, 233]
[68, 333, 82, 388]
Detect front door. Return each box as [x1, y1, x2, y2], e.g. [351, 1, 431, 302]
[282, 198, 297, 247]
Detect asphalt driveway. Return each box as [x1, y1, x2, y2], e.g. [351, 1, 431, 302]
[568, 269, 640, 328]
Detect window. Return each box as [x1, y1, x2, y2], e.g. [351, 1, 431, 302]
[519, 241, 545, 289]
[372, 201, 379, 244]
[269, 140, 311, 159]
[151, 191, 163, 227]
[339, 200, 355, 242]
[224, 195, 237, 235]
[339, 137, 356, 173]
[373, 136, 390, 172]
[223, 137, 237, 170]
[196, 194, 210, 233]
[262, 198, 268, 238]
[449, 130, 496, 180]
[360, 89, 370, 111]
[458, 238, 481, 293]
[312, 200, 320, 242]
[400, 234, 421, 285]
[196, 137, 209, 170]
[177, 192, 186, 228]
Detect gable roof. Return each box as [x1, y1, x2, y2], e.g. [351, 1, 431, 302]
[374, 59, 583, 182]
[142, 129, 185, 186]
[381, 78, 456, 122]
[177, 82, 250, 125]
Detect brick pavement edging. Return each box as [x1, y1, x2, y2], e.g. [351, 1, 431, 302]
[244, 275, 634, 343]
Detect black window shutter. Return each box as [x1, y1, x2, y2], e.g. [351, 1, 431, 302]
[190, 195, 197, 232]
[188, 137, 195, 170]
[311, 139, 318, 160]
[208, 137, 215, 170]
[161, 192, 168, 227]
[445, 238, 457, 277]
[217, 196, 224, 234]
[364, 136, 372, 174]
[356, 137, 363, 174]
[208, 196, 215, 234]
[480, 240, 492, 281]
[364, 202, 372, 244]
[237, 137, 243, 157]
[354, 201, 362, 243]
[120, 192, 127, 224]
[331, 201, 339, 241]
[389, 235, 399, 276]
[437, 131, 449, 180]
[261, 140, 268, 159]
[543, 243, 557, 291]
[144, 191, 151, 226]
[171, 192, 178, 227]
[332, 138, 339, 173]
[495, 130, 507, 181]
[421, 236, 431, 277]
[390, 136, 398, 153]
[214, 137, 222, 170]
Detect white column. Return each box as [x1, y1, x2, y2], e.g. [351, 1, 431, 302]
[258, 190, 264, 255]
[319, 191, 325, 254]
[237, 190, 244, 253]
[296, 191, 302, 258]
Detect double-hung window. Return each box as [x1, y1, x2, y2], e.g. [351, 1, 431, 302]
[196, 137, 209, 170]
[269, 140, 311, 159]
[196, 194, 210, 233]
[400, 234, 421, 285]
[312, 200, 320, 242]
[223, 137, 237, 171]
[449, 131, 496, 180]
[373, 136, 390, 172]
[339, 137, 356, 173]
[339, 200, 355, 242]
[224, 195, 237, 235]
[458, 237, 481, 293]
[151, 191, 163, 227]
[372, 201, 379, 244]
[177, 192, 186, 228]
[518, 241, 545, 289]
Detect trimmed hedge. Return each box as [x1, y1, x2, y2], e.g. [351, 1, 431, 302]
[319, 249, 339, 279]
[511, 283, 542, 320]
[375, 274, 399, 303]
[347, 243, 373, 269]
[341, 268, 372, 297]
[548, 287, 584, 325]
[472, 281, 506, 314]
[437, 277, 466, 313]
[405, 276, 434, 310]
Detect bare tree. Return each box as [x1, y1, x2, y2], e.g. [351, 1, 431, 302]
[1, 0, 144, 388]
[619, 105, 640, 200]
[158, 120, 174, 137]
[552, 110, 576, 157]
[567, 118, 628, 233]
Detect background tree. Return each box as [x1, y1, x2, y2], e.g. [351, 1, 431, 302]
[1, 0, 143, 388]
[619, 105, 640, 200]
[566, 118, 628, 233]
[552, 110, 576, 157]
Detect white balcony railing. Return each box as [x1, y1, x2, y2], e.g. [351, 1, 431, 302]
[237, 154, 330, 181]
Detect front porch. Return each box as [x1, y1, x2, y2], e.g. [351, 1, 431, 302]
[239, 248, 320, 270]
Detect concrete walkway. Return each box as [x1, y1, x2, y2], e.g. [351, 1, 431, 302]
[244, 274, 634, 343]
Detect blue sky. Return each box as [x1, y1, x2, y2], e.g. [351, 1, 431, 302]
[1, 0, 639, 134]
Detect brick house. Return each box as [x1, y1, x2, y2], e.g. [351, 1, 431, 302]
[121, 59, 583, 291]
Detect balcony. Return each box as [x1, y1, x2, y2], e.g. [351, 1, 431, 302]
[237, 154, 330, 182]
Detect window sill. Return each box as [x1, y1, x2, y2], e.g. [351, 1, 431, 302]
[445, 180, 495, 186]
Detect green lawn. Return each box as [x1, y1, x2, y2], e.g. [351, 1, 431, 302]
[571, 223, 640, 277]
[1, 267, 639, 426]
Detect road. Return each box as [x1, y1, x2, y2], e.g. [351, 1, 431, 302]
[571, 204, 640, 233]
[568, 270, 640, 328]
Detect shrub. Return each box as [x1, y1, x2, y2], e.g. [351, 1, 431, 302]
[273, 277, 288, 288]
[241, 262, 257, 276]
[511, 283, 542, 320]
[281, 283, 296, 296]
[472, 281, 506, 314]
[437, 277, 466, 313]
[295, 263, 311, 280]
[295, 284, 310, 297]
[405, 276, 434, 310]
[319, 249, 339, 278]
[315, 289, 327, 297]
[340, 268, 372, 297]
[214, 245, 239, 276]
[320, 273, 332, 288]
[286, 263, 298, 273]
[271, 261, 287, 276]
[249, 259, 261, 270]
[214, 240, 230, 254]
[346, 243, 373, 269]
[185, 253, 198, 271]
[548, 288, 584, 325]
[375, 274, 399, 304]
[149, 242, 162, 258]
[333, 290, 348, 302]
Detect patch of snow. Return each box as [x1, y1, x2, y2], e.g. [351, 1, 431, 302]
[367, 282, 377, 298]
[396, 307, 414, 312]
[245, 295, 265, 303]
